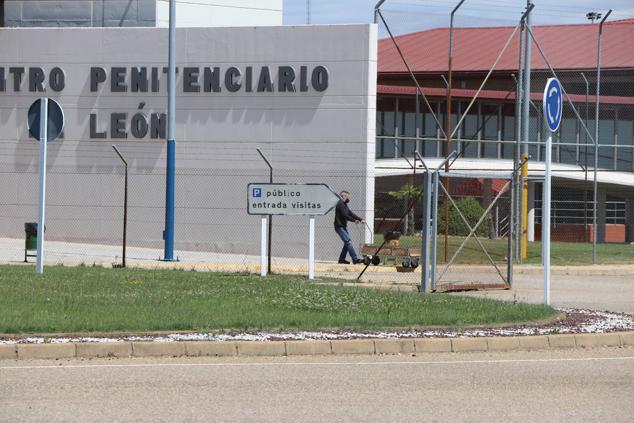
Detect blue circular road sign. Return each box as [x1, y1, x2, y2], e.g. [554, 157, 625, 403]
[27, 98, 65, 142]
[543, 78, 562, 133]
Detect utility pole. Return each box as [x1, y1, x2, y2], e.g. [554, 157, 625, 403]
[306, 0, 311, 24]
[593, 10, 612, 263]
[521, 1, 532, 260]
[163, 0, 177, 261]
[374, 1, 387, 25]
[444, 0, 466, 262]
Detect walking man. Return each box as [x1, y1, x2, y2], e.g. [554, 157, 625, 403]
[334, 191, 365, 264]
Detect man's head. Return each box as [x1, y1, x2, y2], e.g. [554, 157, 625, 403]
[340, 191, 350, 203]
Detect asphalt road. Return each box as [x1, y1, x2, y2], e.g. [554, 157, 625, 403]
[1, 348, 632, 422]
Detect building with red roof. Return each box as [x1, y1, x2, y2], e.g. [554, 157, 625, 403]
[375, 18, 634, 243]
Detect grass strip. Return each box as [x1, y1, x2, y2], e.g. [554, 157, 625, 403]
[0, 265, 557, 334]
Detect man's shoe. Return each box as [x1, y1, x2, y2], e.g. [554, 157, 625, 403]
[338, 259, 351, 264]
[353, 259, 364, 264]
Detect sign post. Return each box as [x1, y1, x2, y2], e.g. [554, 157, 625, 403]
[308, 216, 315, 279]
[260, 216, 267, 277]
[247, 183, 341, 280]
[27, 98, 65, 274]
[36, 99, 48, 274]
[542, 78, 562, 305]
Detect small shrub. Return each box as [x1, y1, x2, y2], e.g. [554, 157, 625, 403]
[437, 197, 491, 237]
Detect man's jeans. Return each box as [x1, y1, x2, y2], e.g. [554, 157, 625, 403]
[335, 226, 359, 262]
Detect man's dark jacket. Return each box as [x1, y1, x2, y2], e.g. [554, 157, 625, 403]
[334, 199, 362, 228]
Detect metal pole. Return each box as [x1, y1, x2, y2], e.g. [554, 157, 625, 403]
[581, 72, 589, 243]
[308, 216, 315, 280]
[444, 0, 466, 263]
[373, 0, 387, 24]
[256, 148, 274, 274]
[508, 172, 515, 286]
[260, 217, 267, 277]
[514, 19, 524, 263]
[593, 10, 611, 264]
[112, 145, 128, 268]
[36, 98, 48, 274]
[521, 1, 532, 261]
[543, 132, 552, 304]
[306, 0, 311, 24]
[163, 0, 176, 261]
[430, 171, 439, 291]
[420, 171, 432, 292]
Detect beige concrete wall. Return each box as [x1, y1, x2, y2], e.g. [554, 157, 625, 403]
[0, 25, 377, 259]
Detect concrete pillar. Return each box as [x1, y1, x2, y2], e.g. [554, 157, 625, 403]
[596, 187, 607, 243]
[626, 199, 634, 243]
[527, 181, 536, 242]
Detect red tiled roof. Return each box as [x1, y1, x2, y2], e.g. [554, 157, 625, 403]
[378, 18, 634, 74]
[377, 84, 634, 105]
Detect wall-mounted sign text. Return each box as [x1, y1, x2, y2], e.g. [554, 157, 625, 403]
[0, 65, 330, 140]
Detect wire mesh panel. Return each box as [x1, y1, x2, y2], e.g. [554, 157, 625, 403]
[431, 172, 514, 292]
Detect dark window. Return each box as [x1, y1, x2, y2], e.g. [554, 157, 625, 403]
[481, 104, 500, 158]
[501, 104, 515, 159]
[616, 111, 633, 172]
[376, 96, 396, 159]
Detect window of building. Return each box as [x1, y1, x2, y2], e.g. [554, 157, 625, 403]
[376, 96, 396, 159]
[399, 97, 418, 157]
[438, 101, 460, 158]
[423, 102, 440, 157]
[462, 104, 479, 158]
[501, 104, 516, 160]
[559, 117, 578, 166]
[529, 113, 539, 162]
[616, 112, 633, 172]
[598, 109, 616, 170]
[481, 104, 500, 159]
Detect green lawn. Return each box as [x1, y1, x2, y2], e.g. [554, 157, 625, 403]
[376, 235, 634, 265]
[0, 265, 557, 334]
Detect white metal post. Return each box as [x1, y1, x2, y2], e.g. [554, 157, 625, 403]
[36, 98, 48, 274]
[420, 171, 432, 292]
[260, 216, 267, 277]
[543, 134, 552, 305]
[308, 216, 315, 280]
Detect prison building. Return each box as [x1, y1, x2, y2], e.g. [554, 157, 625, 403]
[375, 18, 634, 243]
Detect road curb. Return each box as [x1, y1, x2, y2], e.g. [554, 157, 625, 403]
[1, 332, 632, 361]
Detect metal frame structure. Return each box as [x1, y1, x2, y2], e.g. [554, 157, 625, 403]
[414, 150, 520, 293]
[371, 1, 622, 290]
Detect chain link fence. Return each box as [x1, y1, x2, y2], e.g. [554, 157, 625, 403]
[1, 1, 633, 286]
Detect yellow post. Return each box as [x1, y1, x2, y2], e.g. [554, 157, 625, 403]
[521, 153, 529, 259]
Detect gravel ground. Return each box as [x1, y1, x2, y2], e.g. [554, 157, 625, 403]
[1, 307, 632, 344]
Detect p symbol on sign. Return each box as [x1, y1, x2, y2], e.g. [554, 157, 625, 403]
[252, 188, 262, 198]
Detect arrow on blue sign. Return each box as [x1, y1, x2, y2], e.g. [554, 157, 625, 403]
[543, 78, 562, 133]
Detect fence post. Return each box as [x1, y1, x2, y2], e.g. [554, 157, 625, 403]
[308, 216, 315, 280]
[431, 171, 439, 291]
[420, 171, 432, 292]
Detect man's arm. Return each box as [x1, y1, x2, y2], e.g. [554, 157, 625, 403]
[345, 207, 363, 223]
